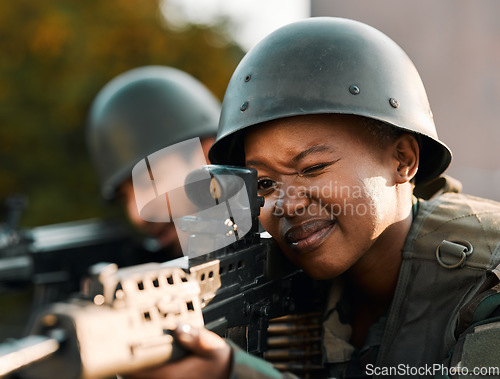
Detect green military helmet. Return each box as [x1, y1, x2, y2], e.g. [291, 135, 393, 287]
[87, 66, 220, 200]
[209, 17, 452, 184]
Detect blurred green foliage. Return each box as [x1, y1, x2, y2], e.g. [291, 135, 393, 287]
[0, 0, 244, 227]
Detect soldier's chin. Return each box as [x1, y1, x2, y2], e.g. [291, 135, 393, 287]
[142, 226, 181, 254]
[157, 226, 181, 251]
[297, 256, 346, 281]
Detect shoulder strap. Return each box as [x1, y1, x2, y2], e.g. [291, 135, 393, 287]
[456, 263, 500, 337]
[441, 264, 500, 378]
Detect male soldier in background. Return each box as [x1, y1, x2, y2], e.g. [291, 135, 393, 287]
[86, 66, 219, 261]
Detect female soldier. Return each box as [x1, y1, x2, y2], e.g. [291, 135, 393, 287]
[129, 18, 500, 379]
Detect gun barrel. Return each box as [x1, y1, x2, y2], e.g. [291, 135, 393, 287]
[0, 335, 60, 377]
[0, 256, 32, 282]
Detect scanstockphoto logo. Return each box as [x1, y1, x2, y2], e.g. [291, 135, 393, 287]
[131, 138, 252, 258]
[365, 363, 500, 377]
[271, 181, 379, 218]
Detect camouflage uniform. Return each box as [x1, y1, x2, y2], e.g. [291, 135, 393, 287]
[228, 193, 500, 379]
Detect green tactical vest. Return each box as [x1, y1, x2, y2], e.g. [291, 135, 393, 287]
[375, 192, 500, 378]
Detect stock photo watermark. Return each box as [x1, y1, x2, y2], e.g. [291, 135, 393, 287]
[365, 363, 500, 377]
[270, 181, 380, 219]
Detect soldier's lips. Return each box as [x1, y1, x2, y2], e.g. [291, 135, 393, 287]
[283, 219, 336, 254]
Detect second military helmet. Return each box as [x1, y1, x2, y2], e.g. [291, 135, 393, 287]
[87, 66, 220, 200]
[209, 17, 452, 185]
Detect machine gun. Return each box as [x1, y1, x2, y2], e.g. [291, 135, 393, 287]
[0, 166, 325, 378]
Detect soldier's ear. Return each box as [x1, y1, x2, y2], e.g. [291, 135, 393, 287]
[393, 134, 419, 184]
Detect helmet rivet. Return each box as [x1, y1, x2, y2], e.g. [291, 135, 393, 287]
[240, 101, 249, 112]
[389, 98, 400, 108]
[244, 74, 251, 82]
[349, 85, 360, 95]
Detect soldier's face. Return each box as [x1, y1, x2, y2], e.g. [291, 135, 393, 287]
[244, 114, 403, 279]
[119, 137, 215, 256]
[120, 180, 181, 253]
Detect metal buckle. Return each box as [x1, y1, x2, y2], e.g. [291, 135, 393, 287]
[435, 239, 473, 269]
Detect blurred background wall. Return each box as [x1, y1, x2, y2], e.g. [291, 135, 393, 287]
[311, 0, 500, 201]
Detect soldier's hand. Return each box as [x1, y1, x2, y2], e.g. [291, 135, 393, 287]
[124, 324, 232, 379]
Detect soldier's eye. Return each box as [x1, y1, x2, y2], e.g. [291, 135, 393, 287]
[300, 163, 331, 176]
[257, 178, 278, 196]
